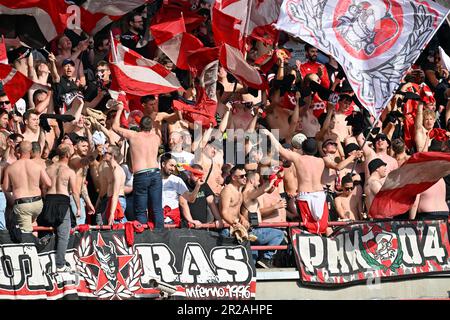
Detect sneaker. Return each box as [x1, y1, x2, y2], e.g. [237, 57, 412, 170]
[56, 265, 73, 273]
[256, 258, 275, 269]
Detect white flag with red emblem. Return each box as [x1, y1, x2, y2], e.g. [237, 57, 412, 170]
[109, 36, 182, 96]
[276, 0, 450, 118]
[80, 0, 149, 35]
[369, 152, 450, 218]
[0, 0, 70, 43]
[150, 16, 204, 70]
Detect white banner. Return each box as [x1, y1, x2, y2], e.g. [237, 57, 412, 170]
[276, 0, 450, 117]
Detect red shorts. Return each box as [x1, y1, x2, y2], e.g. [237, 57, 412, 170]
[297, 199, 329, 235]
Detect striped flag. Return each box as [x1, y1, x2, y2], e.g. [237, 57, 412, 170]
[109, 36, 183, 96]
[150, 16, 204, 70]
[369, 152, 450, 218]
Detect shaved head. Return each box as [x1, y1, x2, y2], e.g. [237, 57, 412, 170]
[19, 141, 32, 154]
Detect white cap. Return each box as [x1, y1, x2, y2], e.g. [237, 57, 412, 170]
[291, 133, 307, 149]
[92, 130, 107, 146]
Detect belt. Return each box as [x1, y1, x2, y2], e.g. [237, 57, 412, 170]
[15, 196, 42, 205]
[134, 168, 160, 175]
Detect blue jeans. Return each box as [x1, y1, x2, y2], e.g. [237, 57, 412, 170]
[0, 192, 6, 230]
[70, 196, 86, 226]
[133, 170, 163, 228]
[252, 228, 284, 260]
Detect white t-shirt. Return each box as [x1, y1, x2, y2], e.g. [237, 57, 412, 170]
[170, 151, 195, 168]
[162, 174, 189, 209]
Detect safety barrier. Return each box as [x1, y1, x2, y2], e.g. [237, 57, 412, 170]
[32, 220, 351, 251]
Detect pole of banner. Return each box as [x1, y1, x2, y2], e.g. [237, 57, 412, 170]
[349, 111, 383, 175]
[110, 31, 118, 64]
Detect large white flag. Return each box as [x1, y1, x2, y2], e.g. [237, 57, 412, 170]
[276, 0, 450, 118]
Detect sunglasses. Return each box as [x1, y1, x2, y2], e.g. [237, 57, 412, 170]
[344, 186, 354, 191]
[0, 101, 11, 106]
[234, 174, 246, 179]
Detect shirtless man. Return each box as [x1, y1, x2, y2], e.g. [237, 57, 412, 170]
[241, 172, 283, 268]
[333, 94, 353, 142]
[31, 142, 46, 169]
[415, 102, 441, 152]
[104, 145, 127, 225]
[41, 144, 80, 272]
[69, 136, 97, 225]
[2, 141, 51, 232]
[264, 131, 332, 235]
[391, 138, 410, 167]
[410, 178, 449, 220]
[358, 132, 398, 178]
[22, 109, 44, 147]
[219, 165, 250, 232]
[112, 102, 164, 228]
[364, 159, 387, 212]
[56, 35, 87, 87]
[334, 174, 363, 221]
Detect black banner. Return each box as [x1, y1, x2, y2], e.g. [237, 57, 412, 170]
[0, 229, 256, 299]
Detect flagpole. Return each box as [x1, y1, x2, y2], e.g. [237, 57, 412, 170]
[350, 112, 383, 175]
[110, 31, 118, 63]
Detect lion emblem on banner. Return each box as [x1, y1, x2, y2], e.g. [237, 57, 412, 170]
[74, 233, 143, 299]
[360, 225, 403, 271]
[336, 0, 400, 56]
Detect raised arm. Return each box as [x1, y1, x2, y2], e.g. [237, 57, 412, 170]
[111, 103, 136, 140]
[48, 52, 60, 84]
[262, 128, 299, 163]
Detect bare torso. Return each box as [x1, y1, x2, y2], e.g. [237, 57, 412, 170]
[128, 130, 161, 171]
[46, 163, 73, 195]
[417, 178, 448, 213]
[293, 155, 325, 193]
[6, 159, 43, 198]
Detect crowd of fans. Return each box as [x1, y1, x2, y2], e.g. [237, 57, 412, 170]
[1, 1, 450, 271]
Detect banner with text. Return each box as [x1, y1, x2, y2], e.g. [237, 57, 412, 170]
[291, 219, 450, 286]
[0, 229, 256, 300]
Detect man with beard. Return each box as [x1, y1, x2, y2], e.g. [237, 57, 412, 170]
[121, 12, 147, 57]
[299, 44, 330, 89]
[160, 153, 203, 228]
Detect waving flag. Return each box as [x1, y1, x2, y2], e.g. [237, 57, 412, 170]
[109, 37, 182, 96]
[369, 152, 450, 218]
[276, 0, 450, 118]
[220, 44, 267, 90]
[150, 16, 204, 70]
[248, 0, 283, 44]
[154, 3, 205, 32]
[0, 0, 70, 44]
[0, 36, 7, 65]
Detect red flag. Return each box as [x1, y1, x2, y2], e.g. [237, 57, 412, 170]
[369, 152, 450, 218]
[0, 36, 7, 65]
[219, 44, 267, 90]
[247, 0, 282, 45]
[109, 36, 183, 96]
[0, 0, 70, 43]
[211, 5, 243, 50]
[187, 46, 220, 77]
[155, 4, 205, 32]
[150, 16, 204, 70]
[0, 64, 33, 105]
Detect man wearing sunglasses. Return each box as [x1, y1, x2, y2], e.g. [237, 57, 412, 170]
[358, 132, 398, 178]
[0, 93, 12, 113]
[335, 174, 363, 221]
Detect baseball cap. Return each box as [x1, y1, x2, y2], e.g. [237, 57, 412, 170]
[291, 133, 307, 149]
[62, 58, 75, 67]
[368, 158, 387, 175]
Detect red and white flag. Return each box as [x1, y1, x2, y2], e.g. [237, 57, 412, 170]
[369, 152, 450, 218]
[80, 0, 149, 35]
[219, 43, 267, 90]
[276, 0, 450, 118]
[212, 0, 247, 50]
[0, 64, 33, 105]
[150, 16, 204, 70]
[0, 36, 7, 65]
[109, 37, 183, 96]
[155, 3, 205, 32]
[248, 0, 283, 45]
[0, 0, 70, 43]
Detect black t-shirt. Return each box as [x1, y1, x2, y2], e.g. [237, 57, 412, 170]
[185, 182, 214, 223]
[53, 76, 80, 112]
[121, 31, 148, 57]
